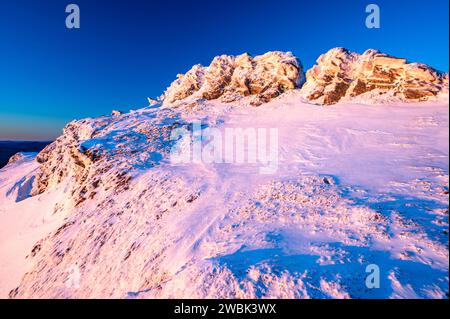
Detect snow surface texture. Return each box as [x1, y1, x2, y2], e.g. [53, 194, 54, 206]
[0, 49, 449, 299]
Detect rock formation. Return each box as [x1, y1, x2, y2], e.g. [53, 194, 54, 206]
[111, 110, 124, 116]
[301, 48, 448, 105]
[1, 48, 449, 299]
[30, 110, 183, 206]
[6, 152, 34, 166]
[162, 51, 304, 106]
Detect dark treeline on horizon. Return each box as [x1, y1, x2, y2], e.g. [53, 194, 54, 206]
[0, 141, 52, 169]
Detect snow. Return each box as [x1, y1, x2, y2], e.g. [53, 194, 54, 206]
[0, 91, 448, 299]
[0, 157, 70, 297]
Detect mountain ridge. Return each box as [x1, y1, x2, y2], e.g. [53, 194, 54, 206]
[157, 47, 448, 107]
[0, 47, 448, 299]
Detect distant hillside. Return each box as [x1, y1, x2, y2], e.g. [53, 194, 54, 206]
[0, 141, 51, 169]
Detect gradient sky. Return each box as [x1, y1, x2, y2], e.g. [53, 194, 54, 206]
[0, 0, 448, 140]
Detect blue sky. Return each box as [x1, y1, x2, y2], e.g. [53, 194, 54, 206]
[0, 0, 448, 140]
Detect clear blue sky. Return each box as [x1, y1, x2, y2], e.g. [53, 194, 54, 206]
[0, 0, 448, 140]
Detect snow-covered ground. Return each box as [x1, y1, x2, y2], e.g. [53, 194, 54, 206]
[0, 93, 448, 299]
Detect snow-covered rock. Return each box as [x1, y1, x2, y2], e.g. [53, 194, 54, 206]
[6, 152, 37, 166]
[111, 110, 124, 116]
[301, 48, 449, 105]
[147, 97, 160, 107]
[29, 110, 184, 207]
[162, 51, 304, 106]
[0, 49, 448, 299]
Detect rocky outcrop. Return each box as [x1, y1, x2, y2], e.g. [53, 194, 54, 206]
[2, 57, 448, 299]
[30, 120, 96, 202]
[6, 152, 35, 166]
[162, 51, 304, 106]
[301, 48, 448, 105]
[30, 110, 184, 206]
[111, 110, 124, 116]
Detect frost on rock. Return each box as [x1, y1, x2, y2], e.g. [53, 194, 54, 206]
[301, 48, 449, 105]
[162, 51, 304, 106]
[29, 109, 186, 207]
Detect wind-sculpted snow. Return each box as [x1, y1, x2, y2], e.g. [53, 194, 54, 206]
[0, 93, 448, 299]
[301, 48, 449, 105]
[159, 48, 448, 107]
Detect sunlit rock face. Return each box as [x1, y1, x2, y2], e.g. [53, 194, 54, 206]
[162, 51, 304, 106]
[301, 48, 449, 105]
[7, 152, 32, 166]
